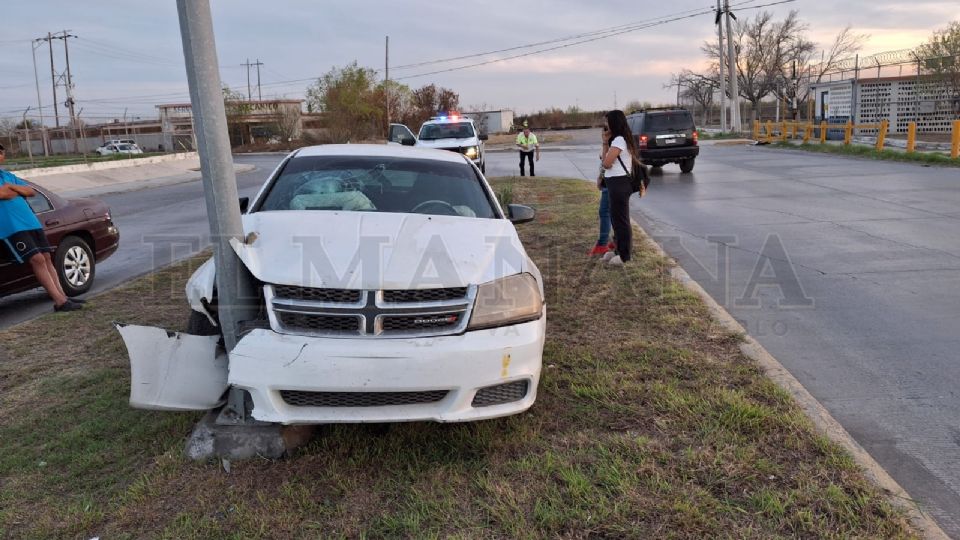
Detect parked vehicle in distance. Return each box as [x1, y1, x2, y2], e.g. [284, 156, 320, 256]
[117, 144, 545, 425]
[388, 113, 488, 173]
[105, 139, 136, 146]
[626, 108, 699, 173]
[96, 143, 143, 156]
[0, 181, 120, 297]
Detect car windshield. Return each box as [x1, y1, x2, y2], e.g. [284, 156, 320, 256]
[117, 144, 134, 150]
[418, 122, 475, 141]
[257, 155, 497, 218]
[646, 113, 694, 131]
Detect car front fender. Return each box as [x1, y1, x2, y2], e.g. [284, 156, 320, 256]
[186, 257, 217, 326]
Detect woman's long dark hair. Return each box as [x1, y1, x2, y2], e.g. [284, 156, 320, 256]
[605, 109, 640, 166]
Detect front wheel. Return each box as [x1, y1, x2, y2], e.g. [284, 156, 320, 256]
[679, 158, 695, 173]
[55, 236, 95, 296]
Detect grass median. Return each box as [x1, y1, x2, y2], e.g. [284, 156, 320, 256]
[768, 140, 959, 167]
[0, 177, 917, 538]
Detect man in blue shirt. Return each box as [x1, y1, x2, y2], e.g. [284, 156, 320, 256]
[0, 144, 82, 311]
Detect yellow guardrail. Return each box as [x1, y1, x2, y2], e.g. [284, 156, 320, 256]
[754, 119, 959, 158]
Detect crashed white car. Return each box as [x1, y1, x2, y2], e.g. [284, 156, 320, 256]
[119, 144, 546, 424]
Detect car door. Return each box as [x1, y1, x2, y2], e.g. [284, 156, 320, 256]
[387, 123, 417, 146]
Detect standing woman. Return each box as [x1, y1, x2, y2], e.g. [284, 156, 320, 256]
[597, 110, 640, 266]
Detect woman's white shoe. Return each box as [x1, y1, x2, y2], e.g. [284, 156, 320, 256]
[607, 255, 626, 266]
[601, 251, 617, 262]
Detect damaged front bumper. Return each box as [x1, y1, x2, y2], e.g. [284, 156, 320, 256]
[116, 317, 545, 424]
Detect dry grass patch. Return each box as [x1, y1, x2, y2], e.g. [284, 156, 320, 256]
[0, 177, 917, 538]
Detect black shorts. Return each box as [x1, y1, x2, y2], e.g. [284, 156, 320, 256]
[2, 229, 54, 264]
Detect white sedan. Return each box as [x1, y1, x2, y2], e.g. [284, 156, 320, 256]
[117, 144, 546, 424]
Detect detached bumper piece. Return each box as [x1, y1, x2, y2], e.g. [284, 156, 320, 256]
[472, 380, 529, 407]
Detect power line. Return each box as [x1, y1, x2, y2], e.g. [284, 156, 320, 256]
[393, 8, 719, 81]
[386, 5, 716, 72]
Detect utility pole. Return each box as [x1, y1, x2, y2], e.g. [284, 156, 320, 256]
[44, 32, 60, 129]
[60, 30, 80, 154]
[716, 0, 726, 132]
[22, 108, 34, 163]
[30, 40, 49, 156]
[242, 58, 253, 100]
[723, 0, 741, 132]
[385, 36, 390, 132]
[255, 58, 263, 101]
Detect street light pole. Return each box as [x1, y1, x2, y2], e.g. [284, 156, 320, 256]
[30, 41, 49, 156]
[175, 0, 257, 356]
[716, 0, 726, 132]
[724, 0, 741, 132]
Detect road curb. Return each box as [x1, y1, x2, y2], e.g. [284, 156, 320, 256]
[16, 152, 200, 178]
[630, 216, 950, 540]
[57, 164, 257, 199]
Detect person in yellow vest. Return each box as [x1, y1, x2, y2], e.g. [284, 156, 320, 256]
[515, 124, 540, 176]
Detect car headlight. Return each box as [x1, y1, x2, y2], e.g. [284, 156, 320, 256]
[467, 273, 543, 330]
[464, 146, 479, 159]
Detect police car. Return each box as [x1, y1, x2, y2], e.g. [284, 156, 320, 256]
[388, 113, 488, 173]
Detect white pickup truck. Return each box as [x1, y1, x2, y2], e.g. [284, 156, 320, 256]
[388, 114, 487, 173]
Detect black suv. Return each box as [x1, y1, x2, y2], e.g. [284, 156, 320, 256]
[626, 108, 699, 173]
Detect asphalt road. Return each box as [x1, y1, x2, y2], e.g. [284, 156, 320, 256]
[489, 140, 960, 537]
[0, 154, 285, 329]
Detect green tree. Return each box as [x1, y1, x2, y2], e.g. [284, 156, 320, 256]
[917, 21, 960, 110]
[306, 62, 382, 141]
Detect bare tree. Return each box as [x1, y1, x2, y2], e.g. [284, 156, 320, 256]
[790, 26, 866, 118]
[670, 71, 717, 125]
[702, 10, 814, 123]
[917, 21, 960, 111]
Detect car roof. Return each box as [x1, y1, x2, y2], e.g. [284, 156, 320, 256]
[294, 144, 468, 164]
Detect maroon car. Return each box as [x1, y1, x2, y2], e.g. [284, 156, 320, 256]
[0, 181, 119, 297]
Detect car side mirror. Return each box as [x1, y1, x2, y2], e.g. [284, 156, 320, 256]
[400, 136, 416, 146]
[507, 204, 535, 224]
[239, 197, 249, 213]
[479, 133, 489, 141]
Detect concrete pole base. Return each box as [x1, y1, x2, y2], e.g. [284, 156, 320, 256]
[185, 409, 318, 461]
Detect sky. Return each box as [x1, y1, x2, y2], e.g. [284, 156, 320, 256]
[0, 0, 955, 125]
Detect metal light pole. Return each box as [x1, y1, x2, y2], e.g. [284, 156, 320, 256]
[22, 108, 34, 164]
[724, 0, 741, 132]
[716, 0, 726, 131]
[175, 0, 257, 355]
[30, 41, 49, 156]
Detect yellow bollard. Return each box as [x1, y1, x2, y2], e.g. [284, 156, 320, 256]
[781, 121, 788, 142]
[906, 122, 916, 154]
[803, 124, 812, 144]
[875, 119, 888, 152]
[820, 120, 828, 144]
[766, 120, 774, 143]
[753, 120, 760, 140]
[844, 121, 853, 145]
[952, 120, 960, 159]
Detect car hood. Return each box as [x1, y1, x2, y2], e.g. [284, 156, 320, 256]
[232, 211, 526, 289]
[415, 138, 478, 149]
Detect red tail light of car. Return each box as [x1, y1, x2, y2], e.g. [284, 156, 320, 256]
[692, 131, 699, 145]
[639, 135, 649, 149]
